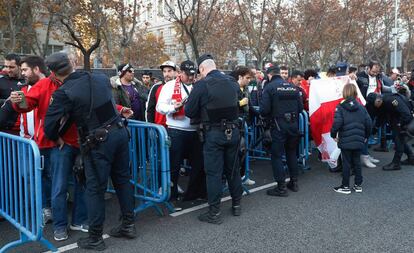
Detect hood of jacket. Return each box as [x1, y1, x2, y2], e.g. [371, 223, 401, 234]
[340, 98, 359, 112]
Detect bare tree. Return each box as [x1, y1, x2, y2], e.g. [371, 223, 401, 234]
[164, 0, 222, 60]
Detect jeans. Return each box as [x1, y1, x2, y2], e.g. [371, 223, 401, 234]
[203, 128, 242, 209]
[341, 149, 362, 187]
[40, 148, 52, 208]
[83, 127, 134, 233]
[50, 144, 87, 231]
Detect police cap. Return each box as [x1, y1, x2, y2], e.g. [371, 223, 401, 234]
[197, 54, 214, 67]
[266, 65, 280, 75]
[336, 62, 348, 76]
[45, 52, 71, 75]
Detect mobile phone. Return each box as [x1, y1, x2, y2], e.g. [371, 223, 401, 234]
[15, 91, 28, 109]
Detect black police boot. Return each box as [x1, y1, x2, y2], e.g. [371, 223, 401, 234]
[287, 179, 299, 192]
[231, 198, 241, 216]
[382, 162, 401, 171]
[77, 226, 106, 251]
[109, 213, 137, 239]
[198, 205, 222, 224]
[401, 155, 414, 166]
[266, 182, 289, 197]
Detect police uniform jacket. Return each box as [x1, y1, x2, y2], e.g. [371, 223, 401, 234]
[44, 71, 122, 142]
[185, 70, 239, 123]
[380, 93, 413, 128]
[259, 75, 303, 120]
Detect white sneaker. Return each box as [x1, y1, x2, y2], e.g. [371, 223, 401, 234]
[177, 185, 184, 194]
[361, 155, 376, 168]
[242, 176, 256, 185]
[368, 155, 380, 163]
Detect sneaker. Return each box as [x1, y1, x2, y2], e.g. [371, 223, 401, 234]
[353, 185, 362, 193]
[242, 176, 256, 185]
[368, 155, 380, 163]
[177, 185, 184, 194]
[70, 224, 89, 233]
[361, 155, 376, 168]
[42, 208, 52, 225]
[54, 228, 68, 241]
[333, 185, 351, 194]
[232, 206, 241, 216]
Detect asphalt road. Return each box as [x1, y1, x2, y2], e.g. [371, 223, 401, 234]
[2, 145, 414, 253]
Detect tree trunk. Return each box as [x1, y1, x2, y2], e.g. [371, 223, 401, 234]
[84, 53, 91, 71]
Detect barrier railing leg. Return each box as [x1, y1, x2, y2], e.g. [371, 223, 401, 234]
[0, 232, 57, 253]
[39, 236, 58, 252]
[164, 202, 175, 214]
[0, 233, 27, 253]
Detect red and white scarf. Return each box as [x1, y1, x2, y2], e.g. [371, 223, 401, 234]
[172, 78, 185, 119]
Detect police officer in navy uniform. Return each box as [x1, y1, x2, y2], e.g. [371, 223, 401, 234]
[366, 92, 414, 170]
[43, 52, 136, 251]
[185, 54, 243, 224]
[260, 65, 303, 197]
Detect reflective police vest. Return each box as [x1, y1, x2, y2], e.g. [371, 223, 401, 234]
[201, 74, 239, 124]
[63, 72, 119, 133]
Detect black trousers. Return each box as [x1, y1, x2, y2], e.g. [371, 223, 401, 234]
[341, 149, 362, 187]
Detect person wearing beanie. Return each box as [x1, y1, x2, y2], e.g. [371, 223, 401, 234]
[110, 63, 148, 121]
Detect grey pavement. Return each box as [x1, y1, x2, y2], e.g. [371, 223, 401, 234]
[2, 145, 414, 253]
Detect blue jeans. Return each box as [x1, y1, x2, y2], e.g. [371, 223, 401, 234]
[40, 148, 52, 208]
[51, 144, 87, 231]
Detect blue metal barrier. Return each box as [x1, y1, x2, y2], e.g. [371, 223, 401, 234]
[127, 120, 174, 215]
[244, 110, 310, 174]
[0, 132, 56, 253]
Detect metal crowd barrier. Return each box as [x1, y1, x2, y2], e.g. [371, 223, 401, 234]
[0, 132, 56, 252]
[127, 120, 174, 215]
[244, 110, 310, 175]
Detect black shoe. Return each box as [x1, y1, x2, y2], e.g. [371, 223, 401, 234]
[383, 162, 401, 171]
[266, 187, 288, 197]
[374, 146, 389, 152]
[77, 236, 106, 251]
[198, 211, 222, 224]
[232, 206, 241, 216]
[401, 156, 414, 166]
[333, 185, 351, 194]
[287, 181, 298, 192]
[109, 214, 137, 239]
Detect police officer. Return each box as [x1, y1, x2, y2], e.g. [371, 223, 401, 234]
[260, 65, 303, 197]
[366, 92, 414, 170]
[43, 52, 136, 251]
[185, 54, 242, 224]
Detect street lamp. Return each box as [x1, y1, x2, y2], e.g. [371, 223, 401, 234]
[392, 0, 399, 69]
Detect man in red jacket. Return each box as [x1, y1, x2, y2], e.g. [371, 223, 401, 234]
[10, 55, 88, 242]
[18, 56, 55, 225]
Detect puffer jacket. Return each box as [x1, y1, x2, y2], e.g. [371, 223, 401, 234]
[330, 98, 372, 150]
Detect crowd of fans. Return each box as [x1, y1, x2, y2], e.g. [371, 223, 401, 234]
[1, 52, 414, 242]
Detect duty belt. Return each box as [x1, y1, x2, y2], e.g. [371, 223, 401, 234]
[204, 120, 239, 141]
[276, 113, 297, 123]
[84, 120, 125, 144]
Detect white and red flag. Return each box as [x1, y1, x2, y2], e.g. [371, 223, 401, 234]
[309, 76, 365, 168]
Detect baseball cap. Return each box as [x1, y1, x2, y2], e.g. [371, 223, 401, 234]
[160, 61, 177, 71]
[197, 54, 214, 66]
[180, 60, 196, 75]
[45, 52, 71, 75]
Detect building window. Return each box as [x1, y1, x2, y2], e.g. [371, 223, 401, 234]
[157, 0, 163, 16]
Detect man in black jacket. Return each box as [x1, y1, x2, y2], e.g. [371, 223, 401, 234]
[366, 92, 414, 170]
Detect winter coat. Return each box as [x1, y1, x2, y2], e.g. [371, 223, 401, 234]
[330, 98, 372, 150]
